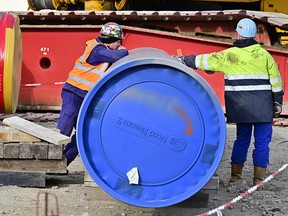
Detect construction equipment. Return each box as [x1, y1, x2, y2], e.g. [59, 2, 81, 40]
[0, 12, 22, 113]
[0, 0, 288, 112]
[27, 0, 288, 14]
[25, 0, 288, 46]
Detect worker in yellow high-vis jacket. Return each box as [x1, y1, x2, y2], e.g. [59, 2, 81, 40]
[177, 18, 284, 186]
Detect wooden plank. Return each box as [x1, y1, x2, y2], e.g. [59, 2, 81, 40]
[0, 126, 41, 142]
[84, 173, 219, 190]
[82, 186, 210, 207]
[0, 171, 46, 187]
[46, 171, 85, 184]
[0, 143, 3, 158]
[48, 144, 63, 160]
[83, 172, 217, 207]
[2, 141, 63, 160]
[84, 171, 100, 187]
[33, 142, 48, 159]
[84, 181, 99, 187]
[3, 143, 19, 159]
[0, 158, 67, 174]
[3, 116, 71, 145]
[202, 175, 219, 190]
[18, 142, 34, 159]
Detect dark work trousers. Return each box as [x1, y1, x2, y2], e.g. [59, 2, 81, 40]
[231, 122, 272, 168]
[57, 89, 85, 165]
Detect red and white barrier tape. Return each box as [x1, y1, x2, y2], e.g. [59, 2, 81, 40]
[197, 161, 288, 216]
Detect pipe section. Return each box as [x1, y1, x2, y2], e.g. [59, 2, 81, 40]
[77, 48, 226, 207]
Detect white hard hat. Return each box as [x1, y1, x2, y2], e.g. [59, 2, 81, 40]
[236, 18, 257, 38]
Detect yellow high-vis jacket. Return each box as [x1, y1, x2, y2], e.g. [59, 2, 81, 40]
[184, 41, 283, 123]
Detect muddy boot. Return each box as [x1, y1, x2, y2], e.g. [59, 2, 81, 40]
[230, 164, 244, 183]
[253, 166, 266, 186]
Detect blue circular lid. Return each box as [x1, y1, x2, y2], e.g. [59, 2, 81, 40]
[77, 48, 226, 208]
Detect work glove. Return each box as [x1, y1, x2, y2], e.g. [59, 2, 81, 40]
[273, 102, 282, 118]
[172, 55, 186, 65]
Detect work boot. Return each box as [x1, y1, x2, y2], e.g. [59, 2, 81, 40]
[253, 166, 266, 186]
[229, 164, 244, 183]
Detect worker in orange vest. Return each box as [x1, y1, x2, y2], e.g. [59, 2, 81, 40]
[57, 22, 129, 166]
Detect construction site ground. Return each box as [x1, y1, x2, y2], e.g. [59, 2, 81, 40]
[0, 120, 287, 216]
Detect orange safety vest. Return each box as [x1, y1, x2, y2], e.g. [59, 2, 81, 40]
[66, 39, 110, 91]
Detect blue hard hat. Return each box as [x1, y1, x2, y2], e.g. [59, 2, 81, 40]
[236, 18, 257, 38]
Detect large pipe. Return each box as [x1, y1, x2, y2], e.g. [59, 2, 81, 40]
[77, 47, 226, 207]
[0, 12, 22, 114]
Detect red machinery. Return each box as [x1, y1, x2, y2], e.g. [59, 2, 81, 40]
[1, 7, 288, 113]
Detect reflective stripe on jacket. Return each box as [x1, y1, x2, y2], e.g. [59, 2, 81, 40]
[195, 44, 283, 123]
[66, 39, 110, 91]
